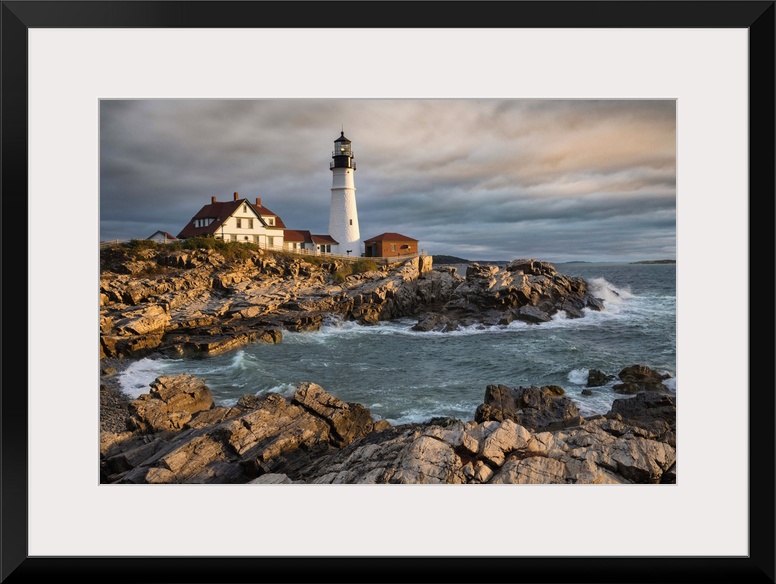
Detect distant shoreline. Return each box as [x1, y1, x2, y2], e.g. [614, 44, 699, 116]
[433, 255, 676, 266]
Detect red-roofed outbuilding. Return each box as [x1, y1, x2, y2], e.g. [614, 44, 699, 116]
[363, 233, 419, 258]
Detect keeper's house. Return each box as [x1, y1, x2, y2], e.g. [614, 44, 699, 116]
[177, 192, 286, 249]
[363, 232, 419, 258]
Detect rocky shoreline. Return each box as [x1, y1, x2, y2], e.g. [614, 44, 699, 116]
[99, 243, 676, 484]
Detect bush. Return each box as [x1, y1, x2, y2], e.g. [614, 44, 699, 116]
[124, 239, 159, 252]
[171, 237, 261, 260]
[351, 259, 378, 274]
[331, 258, 378, 284]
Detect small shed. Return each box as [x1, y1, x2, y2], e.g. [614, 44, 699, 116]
[147, 231, 180, 244]
[363, 232, 419, 258]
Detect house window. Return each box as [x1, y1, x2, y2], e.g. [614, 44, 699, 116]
[391, 244, 396, 252]
[236, 218, 242, 228]
[248, 218, 254, 229]
[231, 235, 237, 242]
[266, 217, 275, 226]
[268, 237, 275, 248]
[255, 235, 260, 243]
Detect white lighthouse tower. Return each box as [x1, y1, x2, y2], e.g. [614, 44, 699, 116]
[328, 130, 361, 256]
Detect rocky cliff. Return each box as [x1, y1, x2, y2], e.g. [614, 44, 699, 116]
[99, 242, 675, 485]
[100, 245, 607, 360]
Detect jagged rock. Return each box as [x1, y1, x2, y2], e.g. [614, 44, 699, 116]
[474, 384, 580, 431]
[104, 378, 393, 484]
[516, 305, 552, 323]
[613, 364, 672, 394]
[129, 374, 215, 433]
[587, 369, 615, 387]
[412, 314, 458, 332]
[102, 375, 677, 485]
[249, 473, 294, 484]
[292, 381, 378, 446]
[607, 391, 676, 446]
[100, 247, 603, 360]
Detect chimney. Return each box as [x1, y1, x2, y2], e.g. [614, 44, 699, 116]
[233, 192, 239, 201]
[255, 197, 262, 207]
[211, 196, 216, 204]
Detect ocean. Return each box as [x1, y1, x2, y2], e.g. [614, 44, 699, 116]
[117, 262, 677, 425]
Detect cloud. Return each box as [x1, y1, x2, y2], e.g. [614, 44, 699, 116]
[100, 98, 676, 261]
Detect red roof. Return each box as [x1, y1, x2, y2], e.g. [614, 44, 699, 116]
[283, 229, 310, 243]
[363, 232, 418, 243]
[282, 230, 339, 245]
[177, 198, 285, 239]
[253, 202, 286, 228]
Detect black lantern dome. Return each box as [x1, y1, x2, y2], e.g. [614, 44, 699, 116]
[331, 131, 356, 170]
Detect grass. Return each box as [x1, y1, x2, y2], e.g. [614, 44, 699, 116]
[333, 259, 379, 283]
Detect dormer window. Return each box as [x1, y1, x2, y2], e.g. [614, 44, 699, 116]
[266, 217, 275, 226]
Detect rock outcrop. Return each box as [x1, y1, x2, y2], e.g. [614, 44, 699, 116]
[101, 373, 676, 485]
[100, 245, 608, 361]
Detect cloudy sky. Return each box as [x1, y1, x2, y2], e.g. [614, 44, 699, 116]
[100, 99, 676, 262]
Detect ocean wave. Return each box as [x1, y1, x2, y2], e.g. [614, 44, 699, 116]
[567, 368, 589, 385]
[117, 358, 168, 398]
[587, 277, 633, 304]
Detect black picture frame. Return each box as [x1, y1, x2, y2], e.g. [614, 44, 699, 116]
[2, 1, 774, 583]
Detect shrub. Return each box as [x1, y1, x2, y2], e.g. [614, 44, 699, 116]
[172, 237, 261, 260]
[351, 259, 378, 274]
[124, 239, 159, 252]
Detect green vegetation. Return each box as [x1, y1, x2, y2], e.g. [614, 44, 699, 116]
[124, 238, 160, 252]
[168, 236, 260, 260]
[116, 236, 263, 261]
[333, 259, 379, 283]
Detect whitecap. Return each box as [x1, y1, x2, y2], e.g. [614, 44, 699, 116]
[117, 358, 167, 398]
[587, 276, 633, 304]
[567, 368, 589, 385]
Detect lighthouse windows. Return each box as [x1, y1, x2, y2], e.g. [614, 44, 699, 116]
[350, 220, 353, 225]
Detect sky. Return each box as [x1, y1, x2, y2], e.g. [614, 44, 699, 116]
[100, 99, 676, 263]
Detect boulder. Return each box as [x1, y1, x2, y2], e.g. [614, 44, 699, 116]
[613, 364, 672, 393]
[587, 369, 615, 387]
[129, 374, 215, 433]
[474, 384, 580, 431]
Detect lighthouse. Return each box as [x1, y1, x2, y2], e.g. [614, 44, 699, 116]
[329, 131, 361, 256]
